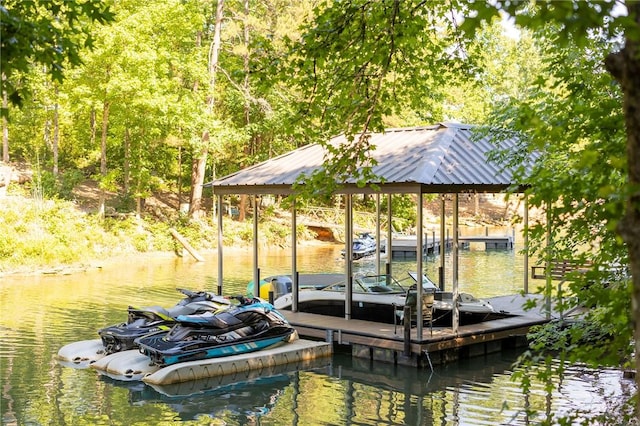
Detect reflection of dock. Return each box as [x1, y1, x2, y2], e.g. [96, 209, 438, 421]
[385, 231, 513, 259]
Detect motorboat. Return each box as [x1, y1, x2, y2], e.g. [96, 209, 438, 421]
[270, 273, 505, 325]
[246, 274, 338, 300]
[98, 288, 231, 354]
[136, 296, 296, 366]
[341, 232, 377, 260]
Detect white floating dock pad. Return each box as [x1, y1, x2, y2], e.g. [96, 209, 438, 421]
[90, 349, 159, 381]
[147, 355, 331, 397]
[56, 339, 106, 369]
[143, 339, 332, 386]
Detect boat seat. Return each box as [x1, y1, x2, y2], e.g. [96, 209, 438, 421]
[394, 289, 434, 335]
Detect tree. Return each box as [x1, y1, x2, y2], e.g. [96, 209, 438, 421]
[283, 0, 639, 421]
[0, 0, 114, 115]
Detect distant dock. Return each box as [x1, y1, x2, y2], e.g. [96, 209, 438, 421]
[384, 230, 514, 259]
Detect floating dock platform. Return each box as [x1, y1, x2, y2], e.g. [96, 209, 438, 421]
[58, 294, 560, 380]
[459, 234, 514, 249]
[58, 338, 332, 385]
[383, 235, 451, 260]
[384, 232, 514, 259]
[281, 294, 562, 368]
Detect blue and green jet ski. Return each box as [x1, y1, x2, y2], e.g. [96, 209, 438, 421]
[135, 296, 296, 366]
[98, 288, 230, 354]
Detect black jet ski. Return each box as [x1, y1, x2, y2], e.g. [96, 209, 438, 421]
[135, 296, 296, 366]
[98, 288, 230, 354]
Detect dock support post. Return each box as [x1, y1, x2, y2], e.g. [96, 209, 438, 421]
[345, 194, 353, 320]
[545, 200, 552, 320]
[416, 190, 424, 337]
[253, 195, 260, 299]
[326, 329, 333, 343]
[387, 193, 393, 276]
[217, 195, 223, 295]
[375, 193, 381, 276]
[386, 262, 391, 286]
[523, 195, 529, 294]
[439, 195, 446, 291]
[452, 193, 460, 335]
[292, 198, 299, 311]
[403, 306, 411, 356]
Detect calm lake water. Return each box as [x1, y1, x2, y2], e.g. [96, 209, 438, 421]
[0, 241, 634, 425]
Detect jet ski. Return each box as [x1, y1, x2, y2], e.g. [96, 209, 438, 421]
[98, 288, 231, 354]
[135, 296, 296, 366]
[341, 232, 377, 260]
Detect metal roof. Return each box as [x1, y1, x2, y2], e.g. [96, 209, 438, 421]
[209, 123, 528, 195]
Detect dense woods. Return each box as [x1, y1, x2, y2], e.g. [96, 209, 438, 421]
[1, 1, 639, 422]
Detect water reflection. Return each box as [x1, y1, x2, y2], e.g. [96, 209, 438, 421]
[0, 245, 633, 425]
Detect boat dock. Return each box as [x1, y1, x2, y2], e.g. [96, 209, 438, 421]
[280, 293, 556, 367]
[384, 235, 456, 259]
[459, 234, 514, 249]
[385, 232, 514, 259]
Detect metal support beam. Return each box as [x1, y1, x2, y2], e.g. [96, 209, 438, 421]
[523, 194, 529, 294]
[217, 195, 224, 296]
[386, 194, 393, 280]
[545, 200, 552, 320]
[416, 191, 424, 337]
[292, 197, 298, 311]
[439, 194, 446, 291]
[253, 195, 259, 299]
[345, 194, 353, 320]
[375, 193, 381, 276]
[452, 193, 459, 335]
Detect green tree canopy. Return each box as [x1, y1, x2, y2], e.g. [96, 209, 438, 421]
[0, 0, 114, 115]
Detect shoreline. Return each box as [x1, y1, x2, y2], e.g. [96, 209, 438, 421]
[0, 240, 343, 278]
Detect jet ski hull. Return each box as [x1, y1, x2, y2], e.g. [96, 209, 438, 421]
[136, 297, 296, 367]
[137, 326, 296, 366]
[97, 289, 230, 354]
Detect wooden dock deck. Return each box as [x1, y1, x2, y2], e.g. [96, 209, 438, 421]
[281, 294, 556, 367]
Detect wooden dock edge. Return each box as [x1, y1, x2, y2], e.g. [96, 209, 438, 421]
[142, 339, 332, 385]
[292, 320, 541, 368]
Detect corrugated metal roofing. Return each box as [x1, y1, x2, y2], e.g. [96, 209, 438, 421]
[209, 123, 528, 195]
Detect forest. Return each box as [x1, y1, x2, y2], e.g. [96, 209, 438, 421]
[2, 1, 639, 422]
[1, 0, 549, 217]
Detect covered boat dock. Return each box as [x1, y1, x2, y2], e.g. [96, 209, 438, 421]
[208, 123, 541, 366]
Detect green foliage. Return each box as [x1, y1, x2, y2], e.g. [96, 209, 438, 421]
[34, 169, 85, 200]
[282, 1, 456, 198]
[483, 23, 632, 372]
[1, 0, 115, 115]
[470, 5, 637, 422]
[0, 197, 112, 271]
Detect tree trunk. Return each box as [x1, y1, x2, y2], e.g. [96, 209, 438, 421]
[124, 127, 130, 195]
[98, 101, 110, 218]
[3, 87, 9, 163]
[604, 1, 640, 412]
[239, 194, 247, 221]
[189, 0, 224, 218]
[238, 0, 251, 221]
[52, 88, 59, 176]
[188, 151, 207, 217]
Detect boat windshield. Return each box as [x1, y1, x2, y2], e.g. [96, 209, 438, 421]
[319, 275, 408, 293]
